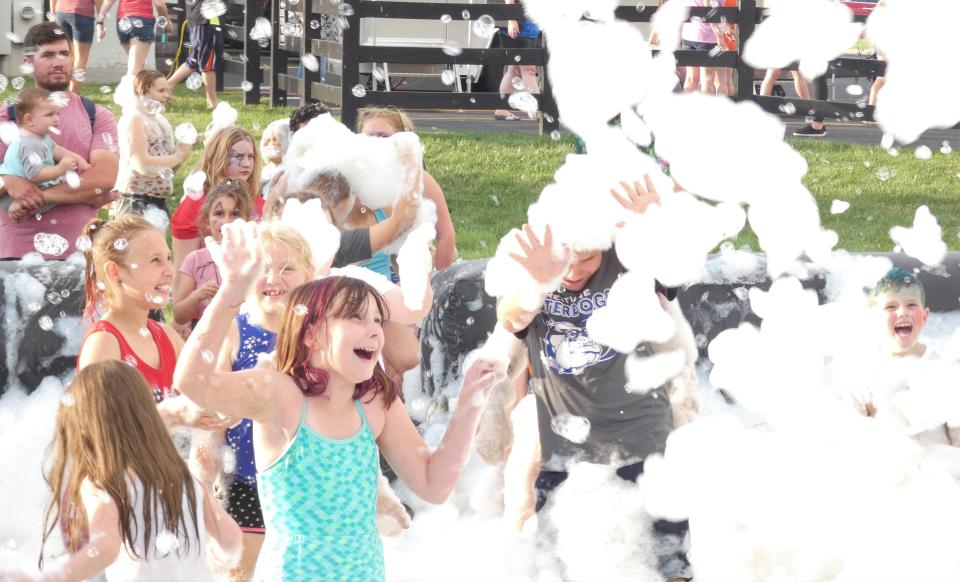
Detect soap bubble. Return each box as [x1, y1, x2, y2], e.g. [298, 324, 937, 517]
[441, 70, 456, 85]
[143, 207, 170, 230]
[240, 80, 254, 92]
[302, 54, 320, 72]
[779, 102, 796, 115]
[293, 304, 308, 316]
[185, 72, 203, 91]
[441, 41, 462, 56]
[156, 529, 180, 555]
[941, 141, 953, 155]
[61, 393, 75, 407]
[64, 170, 81, 189]
[113, 238, 129, 251]
[118, 17, 132, 32]
[12, 77, 25, 90]
[38, 316, 54, 331]
[338, 3, 354, 16]
[201, 350, 215, 364]
[461, 9, 470, 19]
[156, 16, 169, 28]
[440, 14, 452, 24]
[0, 75, 7, 91]
[73, 68, 86, 82]
[174, 122, 199, 145]
[914, 145, 933, 160]
[250, 17, 271, 41]
[33, 233, 69, 256]
[351, 84, 367, 98]
[508, 91, 539, 116]
[310, 19, 320, 30]
[845, 84, 864, 96]
[472, 15, 496, 38]
[19, 62, 34, 75]
[550, 413, 591, 444]
[100, 85, 112, 94]
[200, 0, 227, 19]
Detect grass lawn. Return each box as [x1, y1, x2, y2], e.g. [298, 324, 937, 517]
[77, 85, 960, 260]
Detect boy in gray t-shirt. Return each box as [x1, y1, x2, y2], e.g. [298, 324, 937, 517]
[0, 87, 89, 217]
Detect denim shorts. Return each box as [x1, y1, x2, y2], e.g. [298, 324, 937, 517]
[56, 12, 95, 44]
[117, 16, 156, 45]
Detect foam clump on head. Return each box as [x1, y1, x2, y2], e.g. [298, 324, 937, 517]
[279, 198, 341, 274]
[585, 270, 676, 353]
[867, 0, 960, 143]
[284, 114, 423, 211]
[742, 0, 862, 79]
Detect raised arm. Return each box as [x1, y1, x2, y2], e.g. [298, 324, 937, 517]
[377, 358, 500, 503]
[496, 224, 570, 334]
[421, 171, 457, 269]
[173, 222, 286, 424]
[125, 116, 191, 171]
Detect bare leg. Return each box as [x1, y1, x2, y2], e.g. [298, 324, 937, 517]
[168, 62, 195, 89]
[682, 65, 700, 93]
[69, 42, 92, 93]
[496, 64, 521, 117]
[759, 68, 780, 96]
[790, 71, 824, 130]
[869, 76, 885, 107]
[202, 70, 219, 108]
[127, 38, 152, 75]
[699, 67, 717, 94]
[382, 321, 420, 375]
[715, 67, 734, 96]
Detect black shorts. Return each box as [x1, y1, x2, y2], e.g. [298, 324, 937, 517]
[227, 479, 265, 533]
[186, 23, 223, 72]
[680, 39, 717, 51]
[500, 33, 541, 50]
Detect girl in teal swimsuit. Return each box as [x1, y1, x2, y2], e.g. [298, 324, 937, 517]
[173, 222, 501, 581]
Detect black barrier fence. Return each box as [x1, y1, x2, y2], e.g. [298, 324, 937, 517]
[267, 0, 890, 133]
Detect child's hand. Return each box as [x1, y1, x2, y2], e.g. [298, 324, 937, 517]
[508, 224, 572, 285]
[392, 189, 419, 232]
[206, 220, 263, 306]
[460, 357, 502, 403]
[71, 154, 91, 172]
[57, 156, 78, 172]
[610, 175, 662, 215]
[193, 281, 219, 301]
[96, 21, 106, 41]
[7, 200, 27, 221]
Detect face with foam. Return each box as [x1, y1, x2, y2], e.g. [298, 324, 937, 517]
[876, 287, 929, 354]
[562, 250, 603, 292]
[310, 294, 385, 384]
[107, 229, 174, 311]
[255, 241, 311, 316]
[260, 130, 285, 164]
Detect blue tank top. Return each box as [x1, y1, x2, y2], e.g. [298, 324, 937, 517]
[254, 397, 383, 581]
[226, 312, 277, 487]
[359, 208, 396, 280]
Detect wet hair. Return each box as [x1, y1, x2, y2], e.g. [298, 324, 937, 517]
[14, 87, 51, 125]
[258, 221, 317, 277]
[356, 106, 415, 134]
[81, 215, 160, 312]
[275, 277, 399, 405]
[24, 22, 71, 54]
[289, 102, 331, 133]
[40, 361, 199, 567]
[865, 267, 926, 307]
[197, 127, 262, 207]
[133, 69, 165, 97]
[306, 171, 351, 213]
[197, 179, 253, 236]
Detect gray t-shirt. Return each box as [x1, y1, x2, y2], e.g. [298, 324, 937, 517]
[0, 133, 60, 212]
[518, 250, 674, 470]
[333, 228, 373, 267]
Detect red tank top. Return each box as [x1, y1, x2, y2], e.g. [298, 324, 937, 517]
[78, 319, 177, 402]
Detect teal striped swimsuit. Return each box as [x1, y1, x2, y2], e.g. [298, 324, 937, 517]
[254, 398, 383, 581]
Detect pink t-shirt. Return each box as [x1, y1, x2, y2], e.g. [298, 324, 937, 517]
[0, 93, 119, 259]
[681, 0, 718, 44]
[55, 0, 96, 18]
[118, 0, 156, 19]
[179, 247, 220, 320]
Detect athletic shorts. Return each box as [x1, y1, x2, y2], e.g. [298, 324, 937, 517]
[117, 16, 156, 45]
[56, 12, 95, 44]
[186, 23, 223, 73]
[680, 39, 717, 51]
[227, 479, 265, 533]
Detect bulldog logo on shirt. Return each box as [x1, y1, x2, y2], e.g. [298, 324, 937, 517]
[540, 320, 615, 375]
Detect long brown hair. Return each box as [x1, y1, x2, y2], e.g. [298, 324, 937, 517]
[40, 361, 199, 566]
[81, 215, 159, 312]
[199, 127, 261, 207]
[133, 69, 165, 96]
[275, 277, 399, 405]
[356, 106, 415, 133]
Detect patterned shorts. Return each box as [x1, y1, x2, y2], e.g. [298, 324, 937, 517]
[227, 479, 265, 533]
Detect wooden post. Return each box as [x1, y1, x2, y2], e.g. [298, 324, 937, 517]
[243, 0, 260, 105]
[270, 0, 286, 106]
[340, 4, 362, 131]
[735, 0, 757, 102]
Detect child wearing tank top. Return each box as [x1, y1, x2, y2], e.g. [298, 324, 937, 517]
[13, 361, 243, 582]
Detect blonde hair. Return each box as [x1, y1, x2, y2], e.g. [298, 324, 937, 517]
[356, 106, 415, 134]
[198, 127, 262, 207]
[40, 361, 199, 566]
[82, 215, 161, 312]
[259, 221, 317, 278]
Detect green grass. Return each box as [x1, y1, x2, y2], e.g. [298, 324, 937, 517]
[77, 84, 960, 259]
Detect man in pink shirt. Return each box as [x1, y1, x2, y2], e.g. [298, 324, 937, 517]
[0, 22, 119, 260]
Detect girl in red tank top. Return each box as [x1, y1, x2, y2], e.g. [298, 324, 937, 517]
[76, 214, 198, 424]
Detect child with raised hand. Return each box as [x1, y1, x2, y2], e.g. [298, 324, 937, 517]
[173, 180, 252, 328]
[174, 220, 500, 580]
[23, 361, 242, 581]
[77, 214, 228, 431]
[1, 87, 90, 218]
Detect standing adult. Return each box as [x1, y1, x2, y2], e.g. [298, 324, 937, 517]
[51, 0, 98, 91]
[166, 0, 222, 109]
[96, 0, 173, 75]
[494, 0, 541, 121]
[0, 22, 119, 260]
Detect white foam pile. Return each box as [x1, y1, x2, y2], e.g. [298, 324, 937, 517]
[866, 0, 960, 144]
